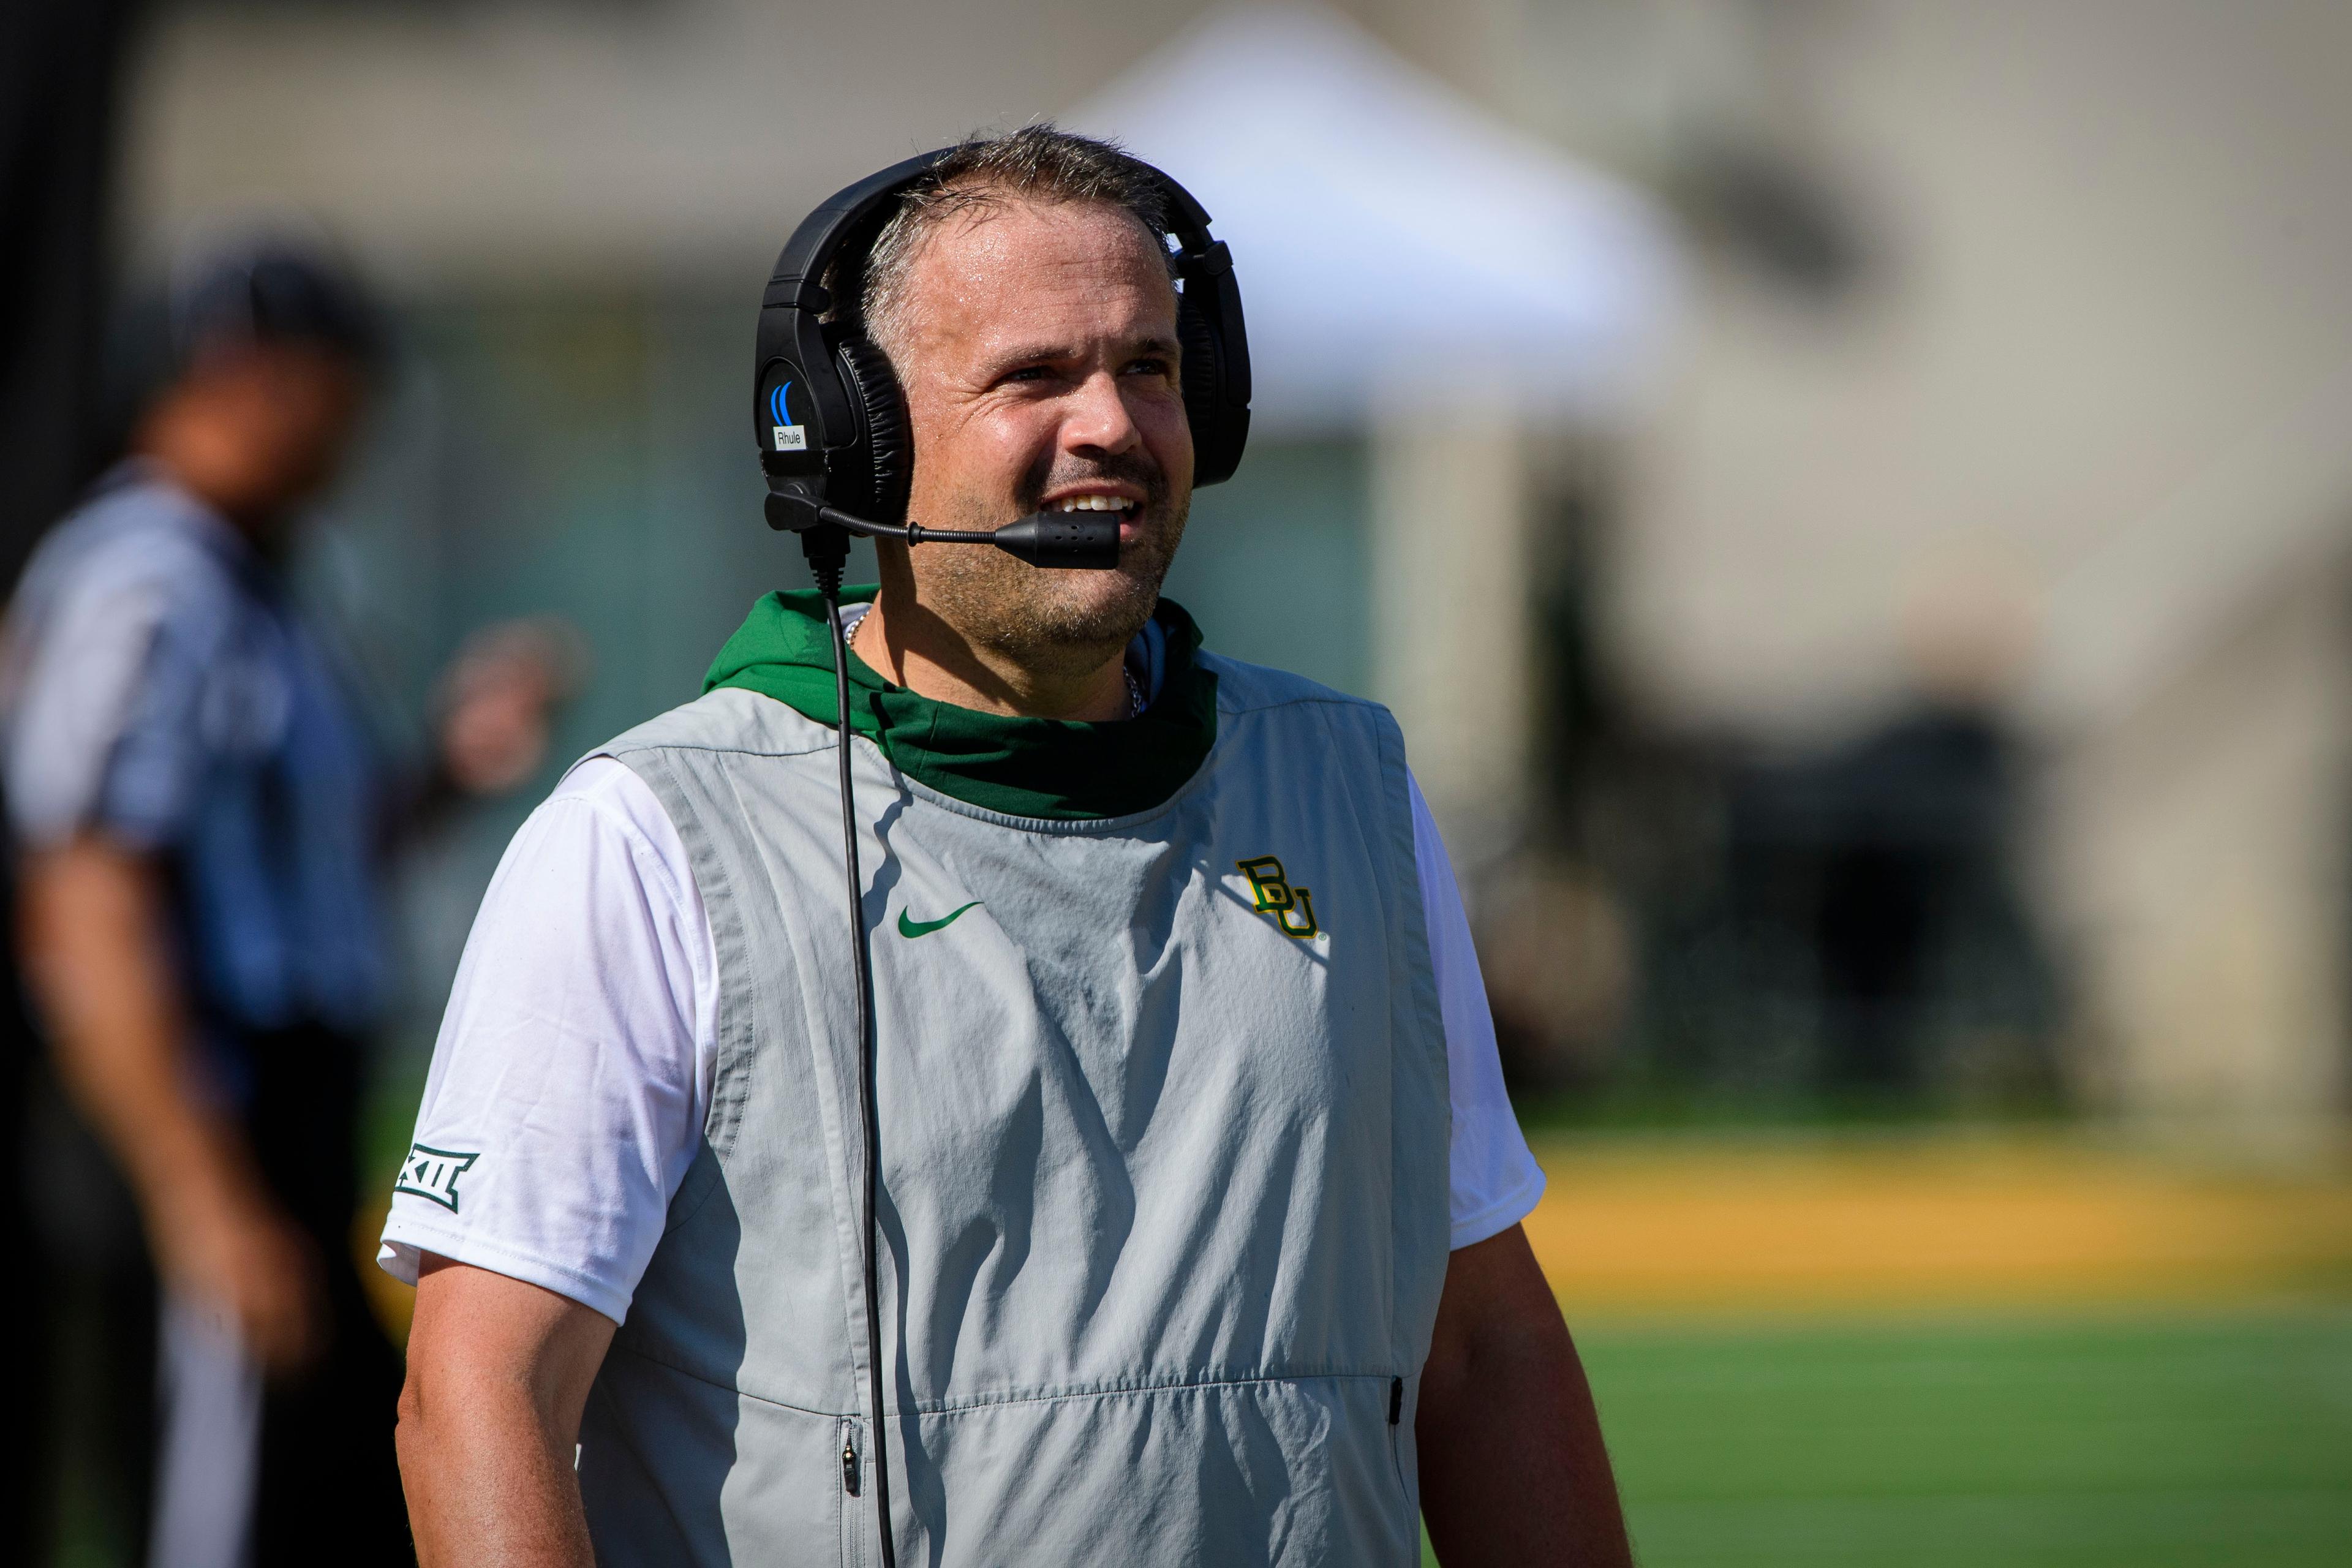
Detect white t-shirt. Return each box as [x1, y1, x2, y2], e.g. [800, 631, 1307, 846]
[380, 756, 1543, 1325]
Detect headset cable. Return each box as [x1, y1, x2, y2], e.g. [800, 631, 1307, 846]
[806, 528, 900, 1568]
[791, 507, 1118, 1567]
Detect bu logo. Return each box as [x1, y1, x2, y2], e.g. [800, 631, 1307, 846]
[396, 1144, 480, 1213]
[1236, 855, 1322, 938]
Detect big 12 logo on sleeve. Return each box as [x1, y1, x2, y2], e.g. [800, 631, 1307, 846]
[396, 1144, 481, 1213]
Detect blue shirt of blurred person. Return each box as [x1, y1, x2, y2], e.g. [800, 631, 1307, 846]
[1, 462, 387, 1095]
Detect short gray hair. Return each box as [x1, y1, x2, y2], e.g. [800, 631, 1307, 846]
[851, 125, 1173, 359]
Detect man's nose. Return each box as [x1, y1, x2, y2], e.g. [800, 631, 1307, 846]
[1060, 370, 1143, 457]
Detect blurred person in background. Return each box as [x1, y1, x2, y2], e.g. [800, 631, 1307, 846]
[2, 236, 570, 1568]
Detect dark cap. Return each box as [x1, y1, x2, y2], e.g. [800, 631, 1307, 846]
[167, 231, 385, 371]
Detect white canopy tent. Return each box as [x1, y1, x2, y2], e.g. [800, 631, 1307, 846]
[1066, 4, 1683, 434]
[1072, 7, 1682, 845]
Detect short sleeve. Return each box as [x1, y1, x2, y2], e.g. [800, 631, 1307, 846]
[377, 760, 717, 1324]
[4, 567, 190, 848]
[1411, 773, 1548, 1250]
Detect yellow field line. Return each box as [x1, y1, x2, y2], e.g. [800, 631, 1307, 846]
[1522, 1132, 2352, 1314]
[358, 1131, 2352, 1344]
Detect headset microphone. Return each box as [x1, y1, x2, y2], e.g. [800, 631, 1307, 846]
[751, 143, 1247, 1568]
[763, 496, 1124, 573]
[987, 513, 1122, 570]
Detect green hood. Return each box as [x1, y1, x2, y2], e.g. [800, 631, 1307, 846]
[703, 587, 1219, 821]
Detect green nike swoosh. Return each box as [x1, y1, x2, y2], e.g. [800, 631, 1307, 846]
[898, 900, 982, 939]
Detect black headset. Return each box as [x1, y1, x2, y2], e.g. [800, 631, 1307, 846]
[751, 145, 1248, 1568]
[752, 145, 1252, 537]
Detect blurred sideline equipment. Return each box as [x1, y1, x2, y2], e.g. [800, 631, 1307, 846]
[745, 143, 1250, 1568]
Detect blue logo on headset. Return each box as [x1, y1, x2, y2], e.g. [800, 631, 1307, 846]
[767, 380, 810, 453]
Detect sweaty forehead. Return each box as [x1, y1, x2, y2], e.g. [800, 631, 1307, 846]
[892, 200, 1177, 353]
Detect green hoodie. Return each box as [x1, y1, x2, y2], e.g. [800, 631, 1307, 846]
[703, 587, 1220, 821]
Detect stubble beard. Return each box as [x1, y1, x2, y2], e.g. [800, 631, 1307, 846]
[914, 472, 1190, 682]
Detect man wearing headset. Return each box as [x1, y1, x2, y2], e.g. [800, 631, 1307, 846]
[388, 127, 1632, 1566]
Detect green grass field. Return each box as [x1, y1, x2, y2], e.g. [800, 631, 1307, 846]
[1425, 1308, 2352, 1567]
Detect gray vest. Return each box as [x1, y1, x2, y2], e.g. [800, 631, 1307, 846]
[579, 655, 1451, 1566]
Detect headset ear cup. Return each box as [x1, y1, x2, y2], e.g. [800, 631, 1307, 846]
[834, 336, 913, 524]
[1177, 301, 1231, 484]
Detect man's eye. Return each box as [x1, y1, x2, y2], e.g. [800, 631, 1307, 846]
[1124, 357, 1174, 379]
[1000, 366, 1050, 385]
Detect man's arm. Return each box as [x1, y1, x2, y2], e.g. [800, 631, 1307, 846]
[398, 1256, 616, 1566]
[1417, 1223, 1633, 1567]
[18, 835, 322, 1368]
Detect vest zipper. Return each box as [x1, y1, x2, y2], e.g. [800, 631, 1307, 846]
[1387, 1376, 1408, 1496]
[843, 1439, 861, 1496]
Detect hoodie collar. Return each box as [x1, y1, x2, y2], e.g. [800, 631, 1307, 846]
[703, 587, 1218, 821]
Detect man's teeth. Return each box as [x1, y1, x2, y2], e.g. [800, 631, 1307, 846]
[1049, 496, 1131, 512]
